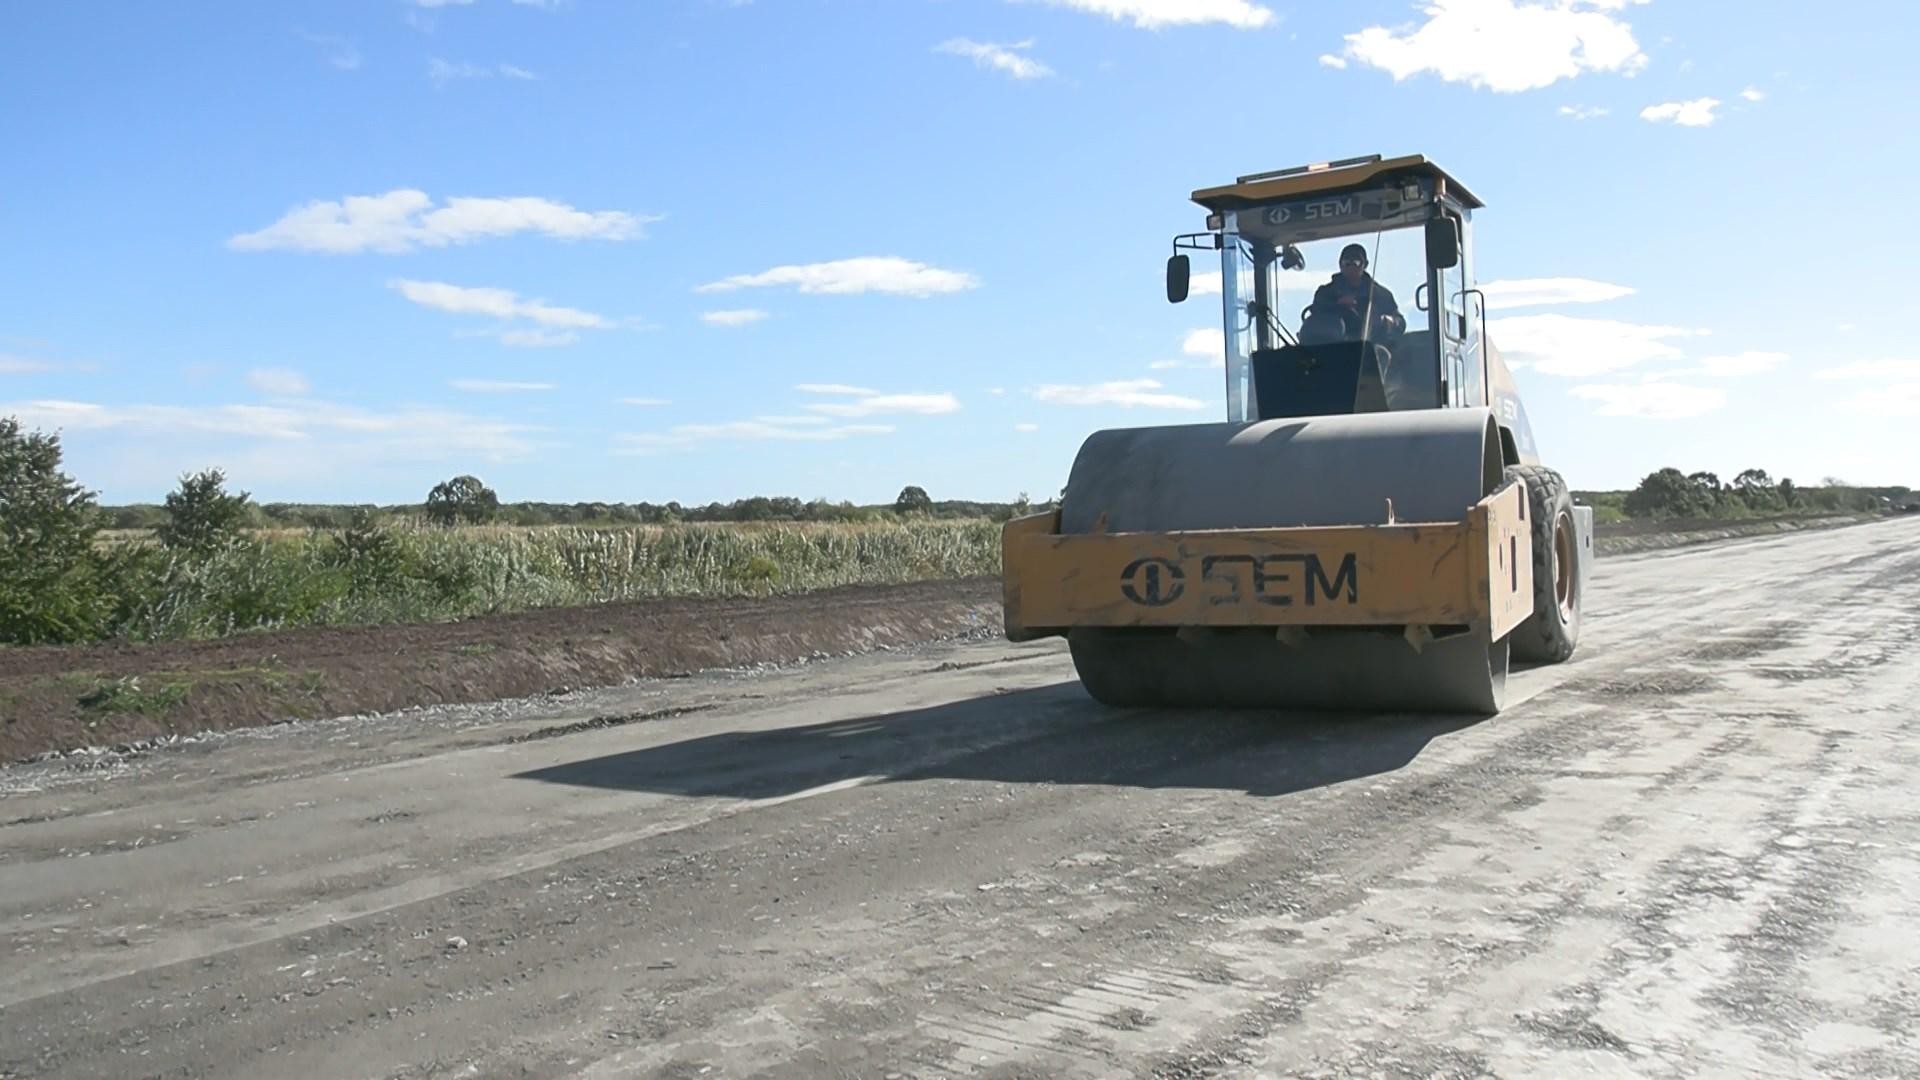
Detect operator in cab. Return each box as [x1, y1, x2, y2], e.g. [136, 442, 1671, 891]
[1302, 243, 1404, 346]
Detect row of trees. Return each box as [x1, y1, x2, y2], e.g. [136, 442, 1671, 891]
[1613, 466, 1907, 521]
[93, 479, 1042, 531]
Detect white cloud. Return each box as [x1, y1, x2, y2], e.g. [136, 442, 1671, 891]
[1015, 422, 1040, 432]
[1835, 384, 1920, 418]
[615, 420, 894, 454]
[1640, 97, 1720, 126]
[2, 397, 539, 461]
[1188, 270, 1223, 295]
[700, 308, 769, 327]
[1319, 54, 1348, 69]
[787, 383, 961, 417]
[450, 379, 554, 392]
[806, 392, 962, 418]
[1480, 276, 1635, 309]
[988, 387, 1007, 395]
[230, 190, 655, 254]
[0, 354, 54, 375]
[1569, 382, 1726, 419]
[388, 279, 610, 329]
[1697, 351, 1786, 377]
[752, 415, 831, 426]
[1490, 313, 1697, 376]
[1741, 86, 1766, 102]
[1558, 104, 1609, 119]
[1813, 358, 1920, 381]
[696, 257, 978, 298]
[935, 38, 1055, 80]
[1030, 378, 1207, 410]
[1149, 327, 1229, 371]
[410, 0, 475, 7]
[1333, 0, 1648, 93]
[428, 59, 538, 86]
[247, 367, 310, 396]
[297, 30, 361, 71]
[618, 396, 670, 406]
[795, 383, 880, 396]
[1031, 0, 1276, 29]
[498, 329, 580, 348]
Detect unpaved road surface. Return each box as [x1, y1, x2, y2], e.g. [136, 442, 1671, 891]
[4, 518, 1918, 1078]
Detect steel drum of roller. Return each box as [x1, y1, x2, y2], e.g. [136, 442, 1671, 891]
[1058, 408, 1510, 713]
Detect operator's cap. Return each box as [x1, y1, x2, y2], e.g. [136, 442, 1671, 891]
[1340, 243, 1368, 266]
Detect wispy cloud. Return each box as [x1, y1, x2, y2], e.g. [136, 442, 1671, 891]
[450, 379, 554, 393]
[1696, 351, 1786, 377]
[0, 354, 55, 375]
[230, 190, 657, 254]
[696, 256, 979, 297]
[1031, 0, 1276, 30]
[795, 383, 879, 396]
[700, 309, 769, 327]
[1741, 86, 1766, 102]
[935, 38, 1055, 80]
[1318, 54, 1348, 69]
[616, 418, 893, 454]
[1030, 378, 1207, 410]
[1329, 0, 1648, 93]
[1835, 384, 1920, 418]
[1570, 382, 1726, 419]
[1015, 422, 1040, 432]
[1558, 104, 1609, 120]
[498, 329, 581, 348]
[428, 58, 539, 86]
[246, 367, 311, 396]
[618, 396, 671, 406]
[1640, 97, 1721, 126]
[794, 384, 962, 417]
[2, 397, 540, 463]
[1813, 358, 1920, 381]
[296, 30, 361, 71]
[1149, 328, 1227, 371]
[388, 279, 610, 330]
[1479, 277, 1635, 310]
[1489, 314, 1699, 376]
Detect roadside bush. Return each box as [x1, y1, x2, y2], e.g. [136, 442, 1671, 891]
[1624, 467, 1715, 520]
[156, 468, 252, 554]
[0, 417, 109, 644]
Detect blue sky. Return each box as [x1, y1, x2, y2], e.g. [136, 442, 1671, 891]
[4, 0, 1916, 506]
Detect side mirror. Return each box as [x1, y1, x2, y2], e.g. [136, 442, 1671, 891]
[1166, 253, 1190, 303]
[1425, 216, 1460, 270]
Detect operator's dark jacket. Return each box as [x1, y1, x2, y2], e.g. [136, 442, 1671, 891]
[1310, 271, 1401, 330]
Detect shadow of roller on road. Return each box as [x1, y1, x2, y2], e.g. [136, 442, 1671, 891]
[510, 683, 1489, 800]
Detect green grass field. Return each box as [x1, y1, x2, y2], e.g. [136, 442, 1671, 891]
[78, 519, 1003, 643]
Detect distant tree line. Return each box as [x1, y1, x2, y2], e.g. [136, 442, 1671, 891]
[94, 477, 1055, 530]
[1581, 467, 1911, 523]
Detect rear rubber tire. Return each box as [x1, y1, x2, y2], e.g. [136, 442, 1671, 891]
[1505, 464, 1581, 663]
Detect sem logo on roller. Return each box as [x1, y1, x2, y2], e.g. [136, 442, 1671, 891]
[1120, 557, 1185, 606]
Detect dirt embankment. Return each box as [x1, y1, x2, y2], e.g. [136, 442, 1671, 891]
[0, 578, 1002, 765]
[1592, 513, 1880, 556]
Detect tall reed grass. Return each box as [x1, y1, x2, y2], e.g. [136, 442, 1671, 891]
[92, 519, 1002, 642]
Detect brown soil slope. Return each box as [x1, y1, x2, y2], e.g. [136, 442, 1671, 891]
[0, 578, 1001, 764]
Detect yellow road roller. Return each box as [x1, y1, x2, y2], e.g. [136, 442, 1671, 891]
[1001, 154, 1592, 713]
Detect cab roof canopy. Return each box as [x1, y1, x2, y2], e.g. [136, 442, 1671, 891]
[1190, 154, 1484, 213]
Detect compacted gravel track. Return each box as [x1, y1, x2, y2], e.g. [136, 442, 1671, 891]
[3, 517, 1917, 1078]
